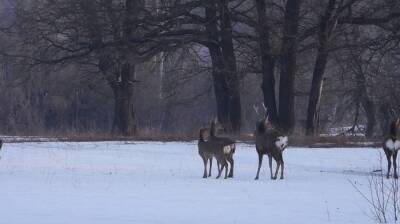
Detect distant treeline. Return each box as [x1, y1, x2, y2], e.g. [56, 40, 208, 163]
[0, 0, 399, 137]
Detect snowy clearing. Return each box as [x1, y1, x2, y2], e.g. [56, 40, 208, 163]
[0, 141, 387, 223]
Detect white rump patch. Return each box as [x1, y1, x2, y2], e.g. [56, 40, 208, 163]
[386, 139, 395, 151]
[223, 144, 234, 154]
[394, 140, 400, 151]
[275, 136, 288, 151]
[385, 139, 397, 151]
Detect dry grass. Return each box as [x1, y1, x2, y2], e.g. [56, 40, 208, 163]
[289, 135, 381, 148]
[1, 129, 383, 148]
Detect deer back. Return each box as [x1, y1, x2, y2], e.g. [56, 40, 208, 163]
[256, 125, 288, 153]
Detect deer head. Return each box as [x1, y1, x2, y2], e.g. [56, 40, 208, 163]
[199, 128, 209, 141]
[210, 117, 224, 137]
[389, 118, 400, 136]
[254, 103, 274, 131]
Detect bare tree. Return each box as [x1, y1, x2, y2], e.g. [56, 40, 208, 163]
[278, 0, 302, 133]
[306, 0, 400, 135]
[10, 0, 201, 135]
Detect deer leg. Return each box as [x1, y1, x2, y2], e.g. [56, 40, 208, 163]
[268, 155, 273, 179]
[202, 157, 208, 178]
[255, 153, 263, 180]
[387, 153, 392, 179]
[216, 159, 222, 179]
[273, 160, 280, 180]
[208, 158, 212, 177]
[227, 155, 234, 178]
[224, 161, 228, 179]
[394, 151, 398, 179]
[276, 154, 284, 179]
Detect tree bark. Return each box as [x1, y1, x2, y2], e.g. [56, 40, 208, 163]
[110, 63, 136, 136]
[255, 0, 279, 126]
[278, 0, 301, 133]
[218, 0, 241, 132]
[362, 98, 375, 137]
[203, 0, 241, 133]
[306, 0, 337, 135]
[306, 50, 329, 135]
[205, 2, 230, 128]
[209, 46, 230, 127]
[353, 60, 376, 137]
[107, 0, 139, 136]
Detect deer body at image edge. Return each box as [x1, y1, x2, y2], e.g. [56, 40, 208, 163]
[383, 119, 400, 178]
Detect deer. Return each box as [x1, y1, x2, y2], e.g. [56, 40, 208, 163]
[198, 128, 232, 179]
[254, 117, 288, 180]
[383, 119, 400, 179]
[209, 118, 235, 178]
[198, 128, 214, 178]
[253, 104, 288, 180]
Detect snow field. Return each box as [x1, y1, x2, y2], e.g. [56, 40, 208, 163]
[0, 142, 385, 223]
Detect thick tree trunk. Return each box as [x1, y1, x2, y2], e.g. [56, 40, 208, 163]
[362, 98, 376, 137]
[218, 0, 241, 132]
[306, 50, 329, 135]
[255, 0, 279, 126]
[379, 103, 391, 136]
[205, 2, 230, 128]
[353, 62, 376, 137]
[208, 44, 230, 126]
[306, 0, 337, 135]
[203, 0, 241, 133]
[278, 0, 301, 133]
[110, 63, 136, 136]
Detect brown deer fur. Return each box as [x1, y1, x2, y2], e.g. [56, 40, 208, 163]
[255, 118, 288, 180]
[209, 119, 235, 178]
[198, 128, 232, 179]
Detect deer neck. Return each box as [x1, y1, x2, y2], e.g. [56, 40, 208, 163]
[199, 130, 206, 142]
[257, 121, 266, 134]
[390, 121, 398, 137]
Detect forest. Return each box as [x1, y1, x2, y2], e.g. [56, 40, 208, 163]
[3, 1, 400, 223]
[0, 0, 400, 138]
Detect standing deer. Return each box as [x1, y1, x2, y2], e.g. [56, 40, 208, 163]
[254, 117, 288, 180]
[383, 119, 400, 178]
[209, 118, 235, 178]
[198, 128, 213, 178]
[198, 128, 232, 179]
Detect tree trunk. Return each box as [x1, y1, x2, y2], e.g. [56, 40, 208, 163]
[209, 47, 230, 127]
[306, 0, 337, 135]
[306, 50, 329, 135]
[255, 0, 279, 126]
[205, 2, 230, 128]
[362, 98, 375, 137]
[353, 61, 376, 138]
[379, 103, 391, 136]
[218, 0, 241, 132]
[110, 63, 136, 136]
[278, 0, 301, 133]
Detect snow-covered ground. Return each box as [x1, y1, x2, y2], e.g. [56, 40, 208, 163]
[0, 141, 387, 223]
